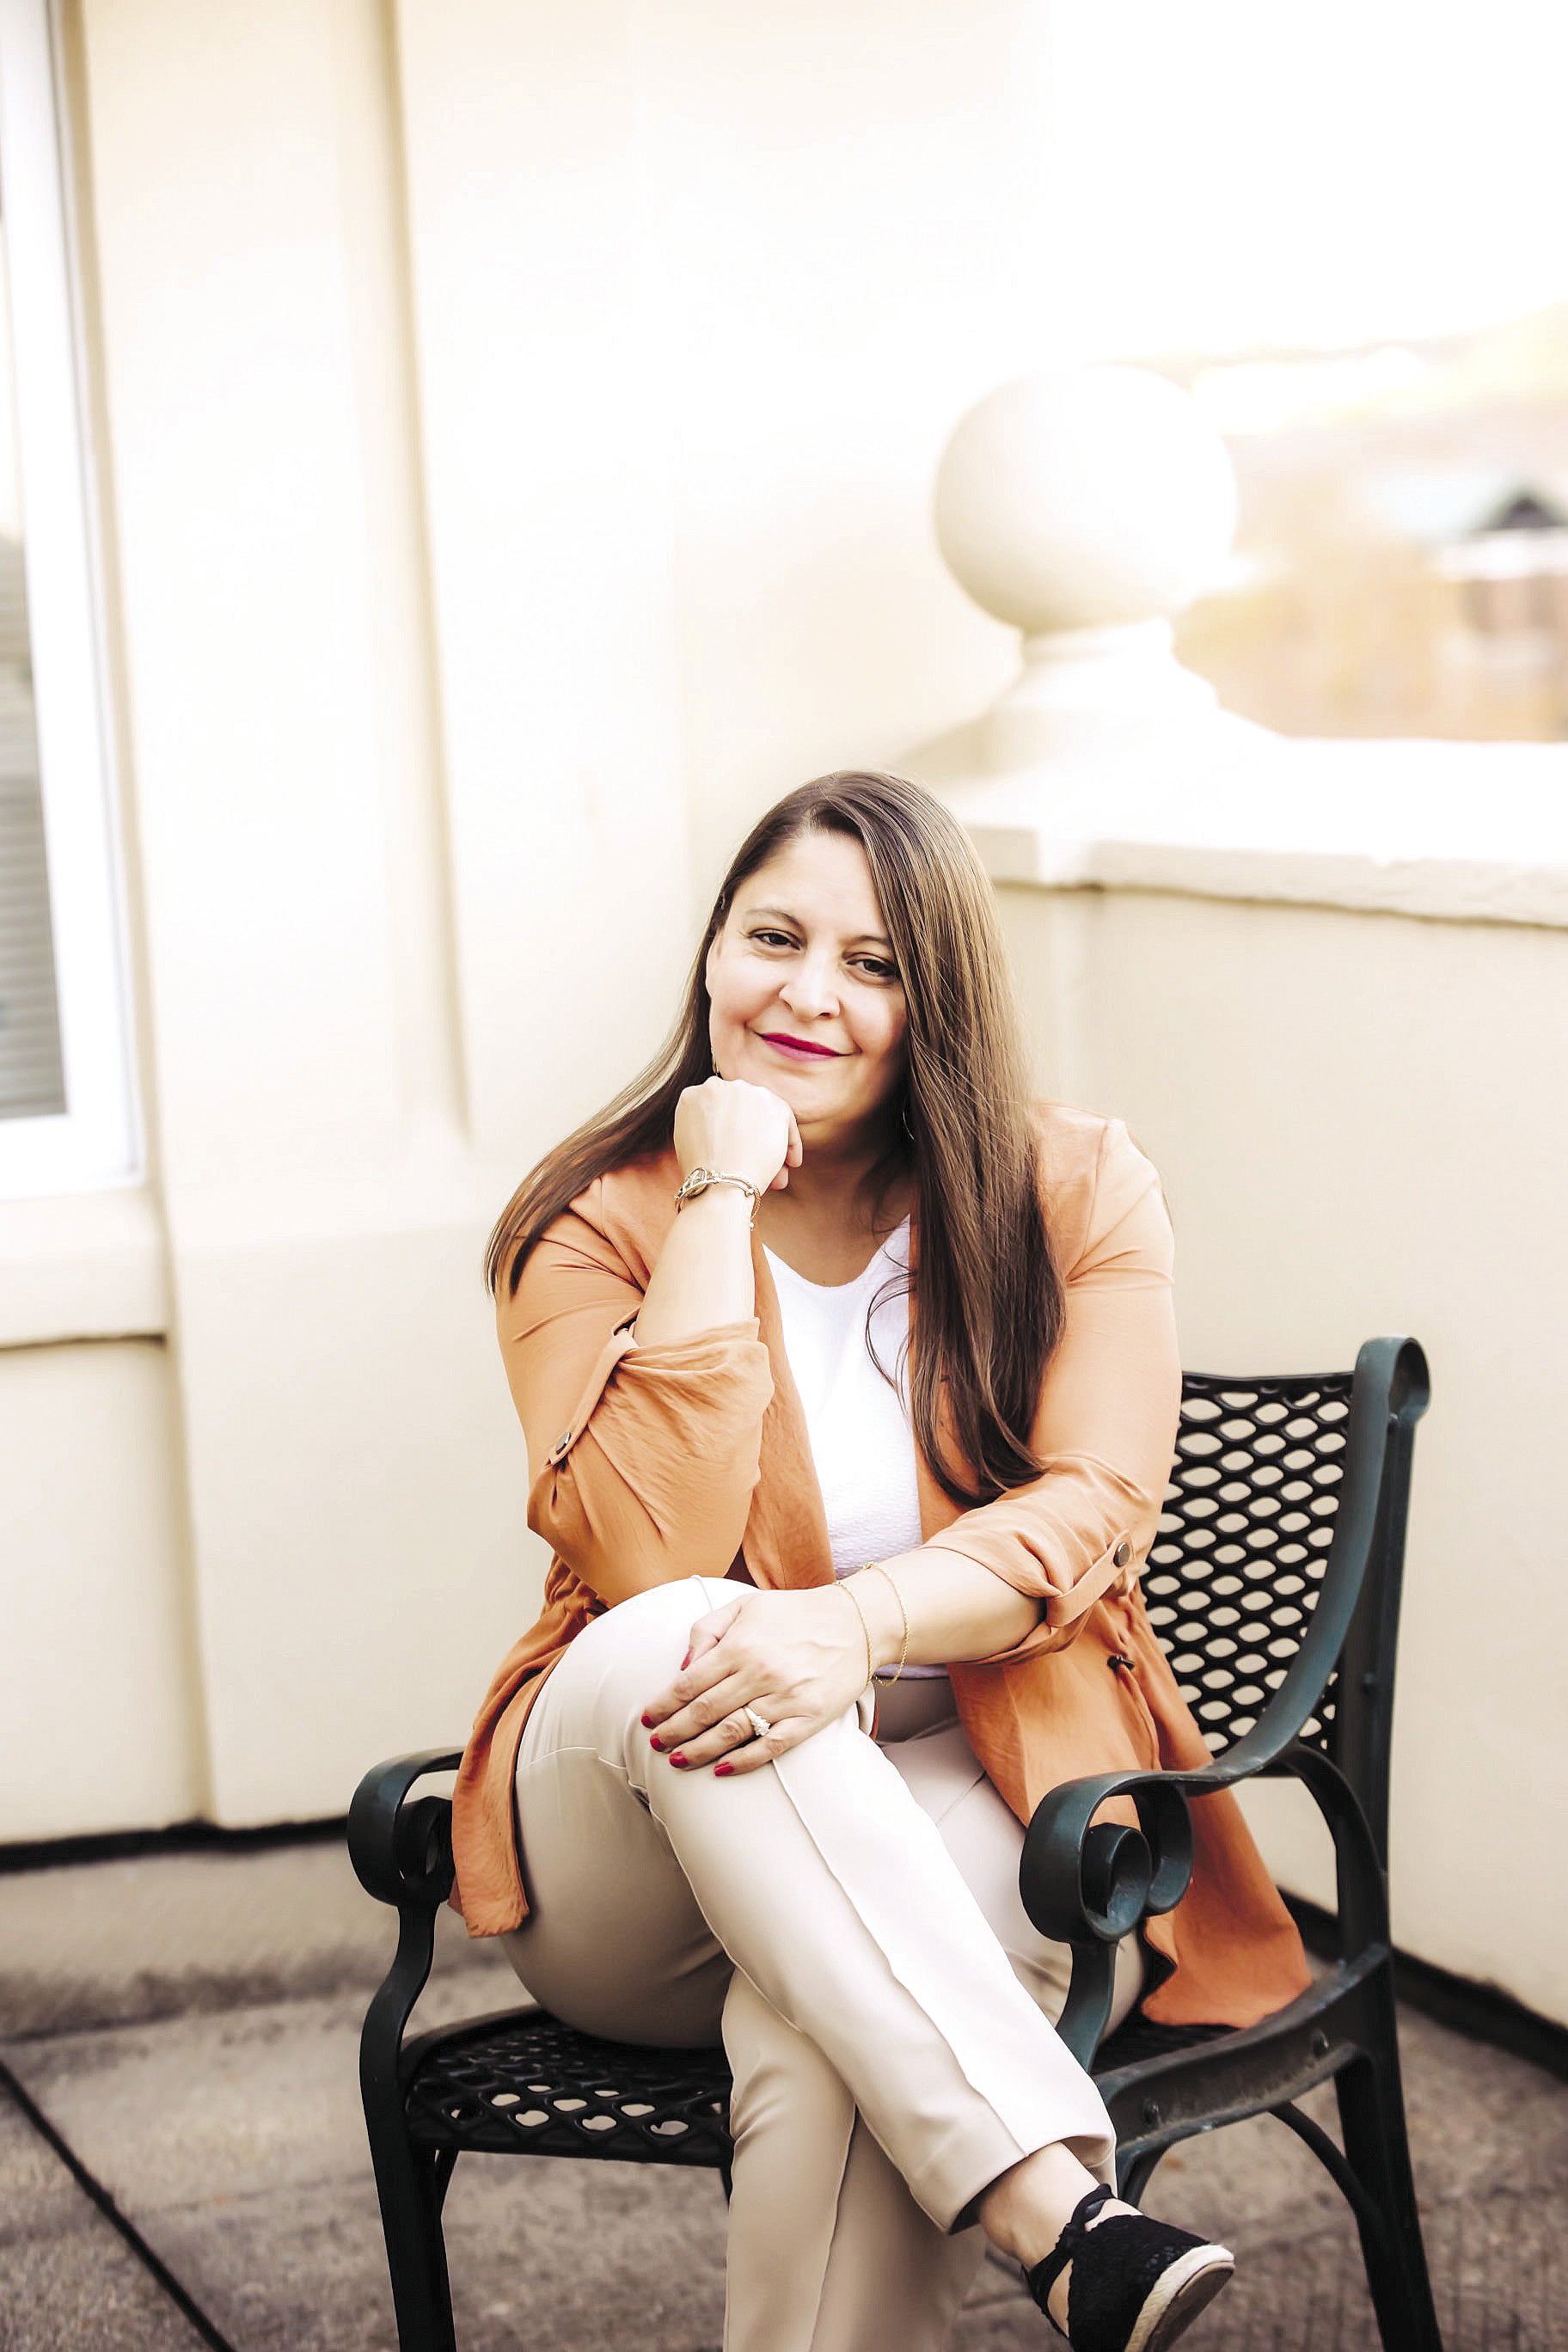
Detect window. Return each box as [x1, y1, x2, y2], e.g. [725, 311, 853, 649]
[0, 0, 137, 1198]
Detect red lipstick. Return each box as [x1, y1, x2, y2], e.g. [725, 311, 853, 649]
[759, 1032, 841, 1059]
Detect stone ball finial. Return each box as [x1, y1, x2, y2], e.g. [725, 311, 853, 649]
[933, 366, 1238, 637]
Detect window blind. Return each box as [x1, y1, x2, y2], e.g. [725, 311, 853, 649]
[0, 525, 65, 1120]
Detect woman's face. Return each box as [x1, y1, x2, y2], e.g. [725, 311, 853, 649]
[704, 829, 909, 1149]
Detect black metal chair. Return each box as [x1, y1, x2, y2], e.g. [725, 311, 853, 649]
[351, 1334, 1440, 2351]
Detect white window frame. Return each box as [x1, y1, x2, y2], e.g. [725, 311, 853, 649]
[0, 0, 138, 1199]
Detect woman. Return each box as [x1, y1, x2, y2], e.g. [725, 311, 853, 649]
[452, 771, 1310, 2352]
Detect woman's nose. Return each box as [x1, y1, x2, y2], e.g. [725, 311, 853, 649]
[780, 957, 839, 1018]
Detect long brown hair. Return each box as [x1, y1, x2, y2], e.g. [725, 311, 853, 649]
[484, 770, 1063, 1507]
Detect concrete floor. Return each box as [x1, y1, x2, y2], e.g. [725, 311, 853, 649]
[1, 1834, 1564, 2351]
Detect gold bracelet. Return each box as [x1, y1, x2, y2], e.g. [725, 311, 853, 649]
[861, 1561, 910, 1683]
[836, 1577, 875, 1693]
[672, 1167, 763, 1228]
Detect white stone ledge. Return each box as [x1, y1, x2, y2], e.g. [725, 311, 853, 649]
[0, 1185, 169, 1350]
[0, 1136, 499, 1353]
[973, 826, 1568, 927]
[935, 734, 1568, 929]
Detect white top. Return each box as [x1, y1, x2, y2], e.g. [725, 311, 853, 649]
[762, 1217, 948, 1683]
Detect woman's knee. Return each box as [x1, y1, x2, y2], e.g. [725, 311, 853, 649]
[558, 1576, 728, 1709]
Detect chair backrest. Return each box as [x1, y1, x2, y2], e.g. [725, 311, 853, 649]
[1147, 1344, 1428, 1874]
[1145, 1370, 1357, 1761]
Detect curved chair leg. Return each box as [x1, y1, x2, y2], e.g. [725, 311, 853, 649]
[1116, 2147, 1162, 2207]
[367, 2126, 458, 2352]
[1332, 1991, 1442, 2352]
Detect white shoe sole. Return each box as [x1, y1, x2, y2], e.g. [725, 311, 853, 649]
[1125, 2244, 1235, 2352]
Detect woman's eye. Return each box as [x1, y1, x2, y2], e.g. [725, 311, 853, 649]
[746, 931, 896, 983]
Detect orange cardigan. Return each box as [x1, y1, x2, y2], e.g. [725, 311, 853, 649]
[452, 1100, 1310, 2029]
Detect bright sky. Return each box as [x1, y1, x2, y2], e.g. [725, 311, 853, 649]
[1041, 0, 1568, 358]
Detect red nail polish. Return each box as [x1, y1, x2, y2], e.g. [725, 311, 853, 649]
[680, 1650, 692, 1670]
[714, 1761, 733, 1778]
[670, 1752, 688, 1768]
[648, 1734, 664, 1751]
[640, 1712, 654, 1728]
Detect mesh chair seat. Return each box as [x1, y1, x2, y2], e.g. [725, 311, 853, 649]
[403, 2012, 732, 2166]
[400, 2006, 1237, 2174]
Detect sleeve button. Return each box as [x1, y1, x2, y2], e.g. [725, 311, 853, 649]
[1112, 1539, 1132, 1568]
[554, 1430, 572, 1453]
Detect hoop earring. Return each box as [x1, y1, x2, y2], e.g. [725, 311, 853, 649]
[900, 1099, 916, 1143]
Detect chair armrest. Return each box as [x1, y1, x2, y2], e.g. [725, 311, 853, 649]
[1020, 1337, 1424, 1947]
[1020, 1338, 1428, 2063]
[347, 1748, 463, 1912]
[1020, 1765, 1199, 2063]
[1020, 1734, 1393, 2069]
[1020, 1768, 1197, 1948]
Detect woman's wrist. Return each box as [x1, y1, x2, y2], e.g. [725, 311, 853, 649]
[673, 1169, 763, 1226]
[634, 1173, 756, 1347]
[674, 1182, 756, 1228]
[844, 1565, 906, 1674]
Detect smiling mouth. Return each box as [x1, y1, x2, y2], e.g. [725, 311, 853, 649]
[758, 1032, 842, 1059]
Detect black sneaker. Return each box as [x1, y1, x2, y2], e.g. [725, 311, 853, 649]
[1023, 2182, 1234, 2352]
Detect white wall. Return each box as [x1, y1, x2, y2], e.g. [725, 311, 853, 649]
[0, 1339, 200, 1840]
[10, 0, 1069, 1835]
[996, 880, 1568, 2022]
[49, 0, 544, 1826]
[622, 0, 1061, 893]
[394, 0, 1095, 911]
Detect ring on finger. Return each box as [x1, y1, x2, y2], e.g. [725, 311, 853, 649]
[742, 1704, 772, 1743]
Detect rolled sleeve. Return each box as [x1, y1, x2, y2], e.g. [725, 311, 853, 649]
[501, 1204, 774, 1605]
[924, 1118, 1180, 1663]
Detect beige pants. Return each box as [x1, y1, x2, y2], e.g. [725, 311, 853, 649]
[502, 1577, 1143, 2352]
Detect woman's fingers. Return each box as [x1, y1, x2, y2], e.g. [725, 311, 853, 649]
[648, 1665, 762, 1759]
[714, 1715, 810, 1777]
[643, 1583, 858, 1763]
[683, 1598, 742, 1670]
[662, 1697, 817, 1775]
[665, 1700, 783, 1771]
[643, 1602, 743, 1725]
[766, 1110, 805, 1189]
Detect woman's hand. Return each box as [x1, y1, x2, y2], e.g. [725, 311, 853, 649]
[674, 1075, 804, 1197]
[639, 1585, 873, 1775]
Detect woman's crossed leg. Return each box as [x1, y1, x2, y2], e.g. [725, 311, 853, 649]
[502, 1579, 1132, 2352]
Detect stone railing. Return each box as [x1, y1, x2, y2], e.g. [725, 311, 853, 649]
[907, 365, 1567, 925]
[904, 367, 1568, 2027]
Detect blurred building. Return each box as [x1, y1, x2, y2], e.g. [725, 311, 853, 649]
[1433, 487, 1568, 737]
[1171, 309, 1568, 739]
